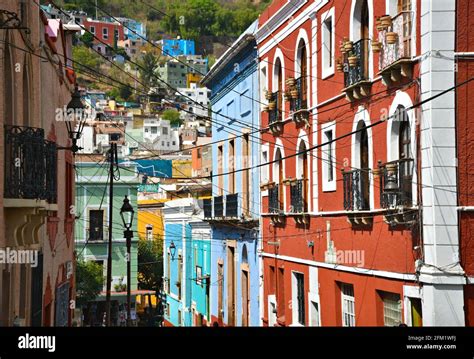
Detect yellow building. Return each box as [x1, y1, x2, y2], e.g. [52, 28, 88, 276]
[137, 199, 166, 241]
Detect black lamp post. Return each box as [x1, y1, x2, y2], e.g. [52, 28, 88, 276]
[169, 241, 177, 260]
[120, 195, 134, 326]
[58, 86, 87, 154]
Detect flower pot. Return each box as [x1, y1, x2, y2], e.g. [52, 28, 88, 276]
[344, 41, 353, 52]
[372, 40, 382, 53]
[340, 42, 346, 54]
[286, 77, 296, 87]
[376, 18, 384, 31]
[268, 102, 276, 111]
[385, 32, 398, 44]
[265, 91, 273, 101]
[380, 15, 392, 28]
[348, 56, 358, 67]
[372, 168, 382, 178]
[385, 163, 398, 172]
[263, 105, 269, 112]
[284, 91, 292, 101]
[336, 62, 344, 72]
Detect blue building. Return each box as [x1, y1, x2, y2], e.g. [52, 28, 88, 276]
[201, 21, 260, 327]
[117, 17, 147, 40]
[162, 198, 211, 326]
[158, 38, 195, 57]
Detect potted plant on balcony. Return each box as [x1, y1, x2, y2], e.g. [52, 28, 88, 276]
[263, 104, 269, 112]
[385, 31, 398, 44]
[336, 58, 344, 72]
[284, 90, 292, 102]
[268, 101, 276, 111]
[371, 39, 383, 53]
[376, 17, 384, 31]
[265, 90, 273, 101]
[286, 77, 296, 87]
[344, 40, 354, 52]
[380, 15, 392, 29]
[290, 87, 299, 99]
[340, 41, 347, 54]
[266, 181, 276, 189]
[348, 52, 358, 67]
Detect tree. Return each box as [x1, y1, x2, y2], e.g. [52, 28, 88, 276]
[137, 238, 163, 291]
[137, 52, 159, 89]
[80, 32, 94, 48]
[161, 109, 182, 127]
[73, 45, 104, 72]
[76, 260, 104, 308]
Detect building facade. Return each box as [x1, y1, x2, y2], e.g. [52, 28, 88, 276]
[75, 159, 139, 326]
[201, 21, 261, 327]
[258, 0, 465, 326]
[0, 1, 77, 326]
[162, 198, 211, 326]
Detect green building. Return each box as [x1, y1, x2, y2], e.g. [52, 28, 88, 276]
[75, 160, 141, 326]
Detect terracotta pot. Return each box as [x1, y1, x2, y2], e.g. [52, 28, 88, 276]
[386, 32, 398, 44]
[336, 62, 344, 72]
[268, 102, 276, 110]
[263, 105, 269, 112]
[348, 56, 358, 67]
[290, 89, 299, 99]
[372, 40, 382, 53]
[265, 91, 273, 101]
[344, 41, 353, 52]
[380, 15, 392, 28]
[286, 77, 296, 87]
[372, 168, 381, 177]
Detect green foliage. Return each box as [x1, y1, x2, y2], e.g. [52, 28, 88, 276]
[73, 45, 104, 72]
[137, 52, 159, 88]
[137, 238, 163, 291]
[80, 32, 94, 48]
[161, 109, 182, 127]
[76, 260, 104, 308]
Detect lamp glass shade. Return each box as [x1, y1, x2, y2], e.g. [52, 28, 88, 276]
[120, 196, 135, 229]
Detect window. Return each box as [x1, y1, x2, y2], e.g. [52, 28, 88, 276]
[102, 27, 108, 40]
[172, 141, 176, 146]
[292, 272, 306, 325]
[381, 292, 402, 326]
[218, 144, 224, 195]
[162, 127, 169, 135]
[261, 145, 269, 185]
[89, 209, 104, 241]
[167, 142, 170, 147]
[341, 283, 355, 327]
[242, 133, 250, 216]
[146, 225, 153, 241]
[240, 89, 251, 115]
[90, 26, 95, 34]
[322, 122, 336, 192]
[277, 268, 285, 318]
[229, 139, 235, 193]
[197, 149, 202, 159]
[355, 120, 370, 210]
[177, 252, 183, 299]
[178, 309, 182, 325]
[321, 8, 335, 78]
[196, 266, 202, 286]
[145, 128, 149, 133]
[310, 301, 320, 326]
[150, 127, 157, 134]
[161, 141, 165, 146]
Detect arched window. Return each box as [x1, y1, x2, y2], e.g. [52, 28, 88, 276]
[23, 57, 30, 127]
[355, 120, 370, 210]
[352, 0, 370, 79]
[274, 148, 284, 211]
[297, 40, 308, 109]
[4, 41, 14, 125]
[297, 140, 308, 212]
[395, 106, 413, 206]
[241, 244, 248, 264]
[274, 58, 283, 121]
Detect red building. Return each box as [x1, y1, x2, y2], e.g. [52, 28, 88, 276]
[258, 0, 466, 326]
[456, 0, 474, 326]
[83, 18, 124, 50]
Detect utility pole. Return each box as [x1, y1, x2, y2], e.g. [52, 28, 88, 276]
[105, 142, 117, 326]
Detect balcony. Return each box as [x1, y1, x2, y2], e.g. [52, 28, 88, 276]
[377, 11, 415, 86]
[4, 125, 58, 247]
[267, 184, 285, 225]
[225, 193, 238, 219]
[342, 169, 372, 226]
[289, 179, 308, 224]
[267, 91, 284, 135]
[204, 194, 257, 226]
[4, 125, 57, 204]
[342, 39, 371, 101]
[289, 77, 310, 126]
[377, 158, 416, 226]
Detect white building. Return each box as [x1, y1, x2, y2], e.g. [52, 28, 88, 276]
[143, 118, 180, 152]
[177, 83, 210, 119]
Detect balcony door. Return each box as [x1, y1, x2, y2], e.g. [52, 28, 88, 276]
[357, 121, 370, 210]
[298, 141, 308, 212]
[275, 59, 283, 120]
[360, 0, 369, 79]
[398, 0, 412, 56]
[398, 106, 413, 205]
[299, 40, 308, 109]
[276, 149, 284, 210]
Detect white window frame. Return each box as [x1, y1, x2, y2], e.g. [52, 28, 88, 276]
[382, 292, 402, 326]
[341, 283, 355, 327]
[321, 7, 335, 79]
[268, 294, 277, 327]
[90, 26, 95, 34]
[102, 27, 109, 40]
[321, 121, 336, 192]
[261, 142, 270, 196]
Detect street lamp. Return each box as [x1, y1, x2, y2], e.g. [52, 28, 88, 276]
[58, 86, 87, 154]
[169, 241, 176, 260]
[120, 195, 135, 326]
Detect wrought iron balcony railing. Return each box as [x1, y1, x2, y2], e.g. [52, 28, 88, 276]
[290, 77, 308, 112]
[4, 125, 57, 203]
[290, 179, 306, 213]
[379, 11, 414, 70]
[225, 193, 239, 218]
[268, 91, 282, 124]
[203, 198, 212, 219]
[344, 39, 370, 88]
[342, 169, 370, 211]
[214, 195, 224, 218]
[379, 158, 414, 209]
[268, 184, 281, 214]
